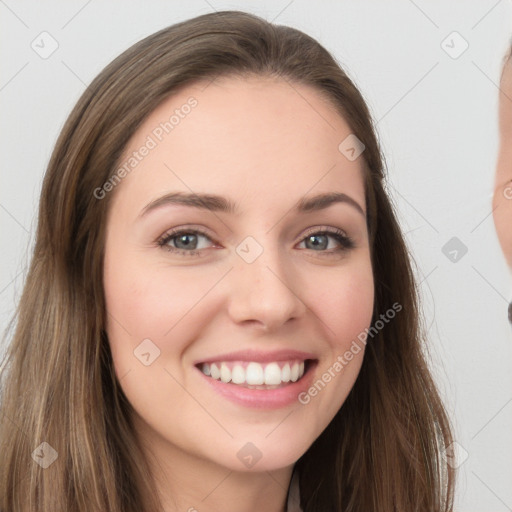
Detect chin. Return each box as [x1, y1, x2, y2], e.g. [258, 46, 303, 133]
[212, 432, 315, 473]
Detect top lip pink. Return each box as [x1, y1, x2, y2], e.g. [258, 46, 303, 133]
[194, 348, 317, 365]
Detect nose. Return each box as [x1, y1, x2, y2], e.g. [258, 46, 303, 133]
[226, 241, 307, 332]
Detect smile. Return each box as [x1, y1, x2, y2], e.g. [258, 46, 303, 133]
[198, 360, 308, 388]
[193, 349, 318, 408]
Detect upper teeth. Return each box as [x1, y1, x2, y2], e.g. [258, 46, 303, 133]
[200, 360, 306, 386]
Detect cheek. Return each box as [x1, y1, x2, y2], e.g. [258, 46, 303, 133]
[102, 250, 218, 431]
[102, 247, 211, 377]
[308, 259, 374, 347]
[104, 242, 219, 331]
[298, 257, 374, 418]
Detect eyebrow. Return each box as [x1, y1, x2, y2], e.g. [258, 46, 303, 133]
[139, 191, 365, 218]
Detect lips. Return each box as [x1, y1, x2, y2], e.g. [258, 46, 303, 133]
[199, 360, 308, 387]
[195, 353, 319, 409]
[194, 349, 317, 389]
[194, 348, 316, 365]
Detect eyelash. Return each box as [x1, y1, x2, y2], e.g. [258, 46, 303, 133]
[156, 226, 355, 258]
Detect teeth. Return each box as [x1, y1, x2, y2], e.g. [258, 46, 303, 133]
[282, 363, 291, 382]
[231, 364, 245, 384]
[200, 360, 307, 386]
[290, 363, 299, 382]
[210, 363, 220, 380]
[246, 362, 264, 385]
[264, 362, 281, 385]
[220, 363, 231, 383]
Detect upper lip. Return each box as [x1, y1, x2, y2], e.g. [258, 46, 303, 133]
[194, 349, 317, 365]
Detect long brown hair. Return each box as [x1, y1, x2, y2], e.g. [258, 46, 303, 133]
[0, 10, 455, 511]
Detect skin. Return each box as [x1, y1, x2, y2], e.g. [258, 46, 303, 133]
[103, 75, 374, 512]
[493, 51, 512, 270]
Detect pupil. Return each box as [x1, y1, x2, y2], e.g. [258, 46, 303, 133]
[308, 235, 326, 250]
[176, 234, 197, 250]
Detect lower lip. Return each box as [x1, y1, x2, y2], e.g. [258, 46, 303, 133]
[196, 360, 318, 409]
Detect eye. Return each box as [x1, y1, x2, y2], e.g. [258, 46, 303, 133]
[297, 227, 355, 255]
[157, 228, 215, 257]
[156, 226, 355, 258]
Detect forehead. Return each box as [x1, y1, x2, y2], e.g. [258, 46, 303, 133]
[111, 74, 366, 216]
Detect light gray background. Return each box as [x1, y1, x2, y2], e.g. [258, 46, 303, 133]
[1, 1, 511, 510]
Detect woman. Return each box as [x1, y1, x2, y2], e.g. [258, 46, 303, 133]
[493, 41, 512, 324]
[0, 10, 455, 512]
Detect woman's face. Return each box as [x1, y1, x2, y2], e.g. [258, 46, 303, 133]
[494, 54, 512, 269]
[103, 75, 374, 474]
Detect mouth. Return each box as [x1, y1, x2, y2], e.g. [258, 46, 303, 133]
[194, 358, 317, 390]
